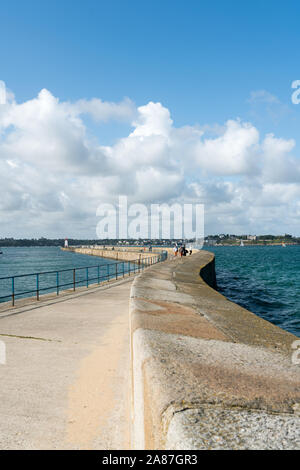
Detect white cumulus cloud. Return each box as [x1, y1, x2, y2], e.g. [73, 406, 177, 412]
[0, 83, 299, 237]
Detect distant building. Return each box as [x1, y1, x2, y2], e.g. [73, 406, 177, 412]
[205, 238, 217, 246]
[247, 235, 257, 241]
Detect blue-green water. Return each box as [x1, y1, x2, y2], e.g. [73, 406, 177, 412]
[0, 246, 299, 338]
[206, 245, 300, 337]
[0, 247, 130, 303]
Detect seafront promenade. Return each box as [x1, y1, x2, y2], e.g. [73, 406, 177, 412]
[0, 277, 133, 449]
[130, 251, 300, 449]
[0, 248, 299, 450]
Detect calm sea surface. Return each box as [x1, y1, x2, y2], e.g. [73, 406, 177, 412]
[206, 245, 300, 337]
[0, 246, 125, 304]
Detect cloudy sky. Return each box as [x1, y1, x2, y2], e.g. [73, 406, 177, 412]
[1, 0, 300, 237]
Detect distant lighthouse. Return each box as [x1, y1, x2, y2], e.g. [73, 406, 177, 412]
[64, 238, 68, 248]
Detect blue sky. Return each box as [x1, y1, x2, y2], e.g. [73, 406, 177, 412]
[1, 0, 300, 237]
[2, 0, 300, 137]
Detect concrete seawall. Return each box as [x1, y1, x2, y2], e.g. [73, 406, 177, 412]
[130, 250, 300, 449]
[62, 246, 161, 263]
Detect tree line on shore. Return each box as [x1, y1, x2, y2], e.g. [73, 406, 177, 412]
[0, 238, 100, 247]
[0, 238, 180, 247]
[206, 234, 300, 245]
[0, 235, 299, 247]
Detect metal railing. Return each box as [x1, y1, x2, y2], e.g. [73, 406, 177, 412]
[0, 252, 167, 307]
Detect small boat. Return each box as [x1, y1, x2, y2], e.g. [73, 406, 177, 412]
[240, 240, 244, 247]
[282, 242, 286, 248]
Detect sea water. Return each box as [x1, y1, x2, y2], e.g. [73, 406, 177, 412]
[206, 245, 300, 337]
[0, 246, 123, 303]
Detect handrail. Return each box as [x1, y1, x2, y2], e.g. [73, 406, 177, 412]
[0, 252, 168, 307]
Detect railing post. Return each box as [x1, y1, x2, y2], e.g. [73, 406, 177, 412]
[2, 255, 166, 308]
[12, 277, 15, 306]
[36, 274, 39, 301]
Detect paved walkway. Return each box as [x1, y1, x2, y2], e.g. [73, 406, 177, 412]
[0, 278, 133, 449]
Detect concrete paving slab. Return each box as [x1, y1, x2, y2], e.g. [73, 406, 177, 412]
[0, 278, 133, 450]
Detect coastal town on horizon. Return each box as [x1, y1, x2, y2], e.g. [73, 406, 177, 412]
[0, 233, 300, 247]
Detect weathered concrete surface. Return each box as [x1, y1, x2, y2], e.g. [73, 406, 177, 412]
[0, 278, 133, 450]
[166, 407, 300, 450]
[130, 252, 300, 450]
[62, 246, 160, 263]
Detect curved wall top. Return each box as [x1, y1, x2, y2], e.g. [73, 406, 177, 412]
[130, 250, 300, 450]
